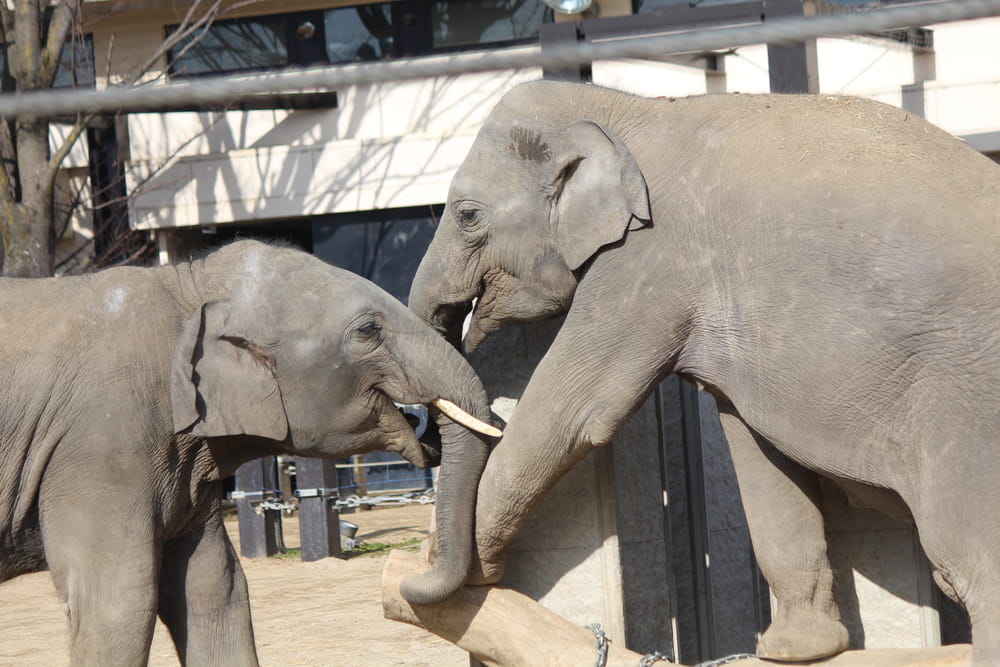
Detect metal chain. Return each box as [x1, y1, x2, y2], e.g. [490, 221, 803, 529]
[583, 623, 753, 666]
[640, 650, 674, 666]
[253, 499, 297, 516]
[695, 653, 755, 667]
[586, 623, 610, 667]
[332, 491, 434, 509]
[240, 490, 434, 514]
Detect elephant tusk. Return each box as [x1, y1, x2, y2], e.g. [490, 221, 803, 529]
[432, 398, 503, 438]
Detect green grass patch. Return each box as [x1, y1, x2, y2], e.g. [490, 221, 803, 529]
[344, 536, 423, 559]
[267, 537, 424, 561]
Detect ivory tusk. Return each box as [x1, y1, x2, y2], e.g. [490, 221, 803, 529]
[431, 398, 503, 438]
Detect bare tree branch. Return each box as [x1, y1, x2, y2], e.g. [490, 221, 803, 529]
[0, 1, 12, 45]
[40, 0, 79, 86]
[125, 0, 260, 87]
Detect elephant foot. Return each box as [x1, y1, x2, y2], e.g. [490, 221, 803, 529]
[756, 612, 849, 662]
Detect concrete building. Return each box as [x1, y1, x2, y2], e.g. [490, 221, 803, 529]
[39, 0, 999, 661]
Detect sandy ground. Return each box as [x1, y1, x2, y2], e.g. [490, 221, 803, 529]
[0, 504, 468, 666]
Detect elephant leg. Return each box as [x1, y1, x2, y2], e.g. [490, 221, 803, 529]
[158, 507, 259, 667]
[40, 495, 160, 666]
[718, 407, 849, 661]
[907, 441, 1000, 667]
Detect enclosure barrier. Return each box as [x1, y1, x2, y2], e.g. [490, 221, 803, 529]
[1, 0, 1000, 118]
[381, 550, 972, 667]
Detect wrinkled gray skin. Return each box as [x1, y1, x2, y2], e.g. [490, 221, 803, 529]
[0, 240, 493, 666]
[410, 81, 1000, 664]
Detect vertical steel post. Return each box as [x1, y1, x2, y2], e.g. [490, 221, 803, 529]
[234, 457, 284, 558]
[765, 0, 816, 93]
[295, 457, 343, 561]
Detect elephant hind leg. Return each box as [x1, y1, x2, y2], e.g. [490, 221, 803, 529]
[718, 408, 849, 661]
[908, 454, 1000, 667]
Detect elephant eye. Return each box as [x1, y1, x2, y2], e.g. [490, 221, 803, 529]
[357, 320, 382, 338]
[456, 206, 483, 232]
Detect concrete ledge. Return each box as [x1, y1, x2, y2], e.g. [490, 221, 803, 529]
[382, 550, 972, 667]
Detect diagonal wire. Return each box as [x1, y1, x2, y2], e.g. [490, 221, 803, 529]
[1, 0, 999, 117]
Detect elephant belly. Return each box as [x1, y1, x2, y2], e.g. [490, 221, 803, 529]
[0, 519, 47, 583]
[827, 476, 913, 522]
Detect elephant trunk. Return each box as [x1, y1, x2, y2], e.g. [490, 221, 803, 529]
[397, 324, 494, 605]
[408, 239, 473, 351]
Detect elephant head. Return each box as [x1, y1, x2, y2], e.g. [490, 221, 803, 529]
[170, 241, 498, 604]
[409, 82, 651, 351]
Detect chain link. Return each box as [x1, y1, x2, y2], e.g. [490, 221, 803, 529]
[236, 490, 435, 513]
[696, 653, 754, 667]
[583, 623, 754, 666]
[586, 624, 610, 667]
[640, 650, 674, 666]
[253, 499, 297, 516]
[333, 491, 435, 509]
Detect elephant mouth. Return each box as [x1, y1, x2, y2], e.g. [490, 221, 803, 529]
[430, 300, 474, 351]
[390, 398, 500, 468]
[395, 402, 441, 468]
[464, 295, 501, 354]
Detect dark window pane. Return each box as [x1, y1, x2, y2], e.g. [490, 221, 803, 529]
[53, 36, 95, 88]
[312, 206, 441, 304]
[0, 36, 95, 91]
[170, 16, 289, 76]
[432, 0, 550, 49]
[324, 5, 394, 63]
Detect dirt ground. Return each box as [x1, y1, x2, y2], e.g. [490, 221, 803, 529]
[0, 504, 468, 666]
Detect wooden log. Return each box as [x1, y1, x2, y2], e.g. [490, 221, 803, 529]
[382, 550, 973, 667]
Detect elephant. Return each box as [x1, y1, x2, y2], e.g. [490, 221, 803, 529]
[0, 240, 499, 665]
[408, 80, 1000, 664]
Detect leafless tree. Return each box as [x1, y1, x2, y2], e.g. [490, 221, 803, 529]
[0, 0, 254, 277]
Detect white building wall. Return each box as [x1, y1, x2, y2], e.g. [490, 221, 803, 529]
[86, 9, 1000, 231]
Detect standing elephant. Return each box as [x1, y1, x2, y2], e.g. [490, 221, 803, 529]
[409, 81, 1000, 664]
[0, 240, 498, 665]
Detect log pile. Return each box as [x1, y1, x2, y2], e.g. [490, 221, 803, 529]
[382, 550, 972, 667]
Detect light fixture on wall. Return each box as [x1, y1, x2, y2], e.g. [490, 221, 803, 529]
[543, 0, 593, 15]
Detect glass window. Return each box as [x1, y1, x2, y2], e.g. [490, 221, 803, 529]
[169, 16, 289, 77]
[53, 36, 96, 88]
[324, 5, 394, 63]
[432, 0, 551, 49]
[0, 35, 95, 91]
[168, 1, 553, 79]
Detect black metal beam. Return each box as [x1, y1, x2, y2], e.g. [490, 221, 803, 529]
[127, 91, 339, 114]
[765, 0, 812, 93]
[541, 22, 587, 82]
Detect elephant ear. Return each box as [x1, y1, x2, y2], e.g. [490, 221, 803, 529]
[170, 301, 289, 441]
[550, 120, 651, 271]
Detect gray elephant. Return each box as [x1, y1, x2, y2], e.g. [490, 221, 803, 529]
[409, 81, 1000, 664]
[0, 240, 498, 665]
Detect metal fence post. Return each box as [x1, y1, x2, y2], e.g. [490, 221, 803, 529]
[295, 457, 342, 561]
[234, 457, 284, 558]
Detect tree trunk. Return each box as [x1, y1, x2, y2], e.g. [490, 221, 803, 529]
[1, 117, 56, 277]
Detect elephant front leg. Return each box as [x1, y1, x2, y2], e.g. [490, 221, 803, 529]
[41, 496, 161, 665]
[718, 407, 849, 661]
[158, 507, 259, 667]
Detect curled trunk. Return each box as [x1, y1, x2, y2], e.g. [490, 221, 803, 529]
[396, 321, 495, 605]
